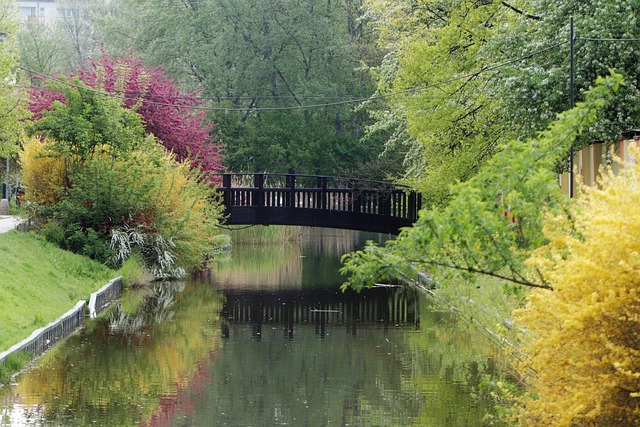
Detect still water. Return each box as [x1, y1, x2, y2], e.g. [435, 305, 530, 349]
[0, 228, 504, 426]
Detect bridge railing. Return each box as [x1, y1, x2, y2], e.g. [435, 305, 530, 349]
[215, 173, 421, 234]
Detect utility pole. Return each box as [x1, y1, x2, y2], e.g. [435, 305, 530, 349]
[5, 157, 9, 202]
[569, 17, 575, 198]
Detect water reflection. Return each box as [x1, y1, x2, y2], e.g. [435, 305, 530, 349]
[211, 228, 388, 291]
[1, 282, 224, 426]
[218, 286, 420, 340]
[0, 228, 504, 426]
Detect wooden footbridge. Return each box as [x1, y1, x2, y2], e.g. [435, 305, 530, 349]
[216, 173, 421, 235]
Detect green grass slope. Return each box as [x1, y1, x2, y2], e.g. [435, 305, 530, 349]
[0, 231, 114, 351]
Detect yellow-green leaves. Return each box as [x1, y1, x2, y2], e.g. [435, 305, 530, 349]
[514, 147, 640, 426]
[342, 72, 622, 292]
[0, 0, 28, 156]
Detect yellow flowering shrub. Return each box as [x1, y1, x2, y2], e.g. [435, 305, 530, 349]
[19, 137, 67, 205]
[514, 152, 640, 425]
[148, 152, 225, 269]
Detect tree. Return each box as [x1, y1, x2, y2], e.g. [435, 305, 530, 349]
[0, 0, 28, 157]
[341, 72, 623, 292]
[29, 76, 145, 161]
[361, 0, 527, 205]
[513, 147, 640, 426]
[23, 80, 225, 275]
[29, 54, 224, 182]
[495, 0, 640, 148]
[92, 0, 384, 177]
[18, 19, 74, 77]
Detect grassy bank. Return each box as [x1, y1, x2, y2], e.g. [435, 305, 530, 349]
[0, 231, 114, 352]
[426, 275, 526, 347]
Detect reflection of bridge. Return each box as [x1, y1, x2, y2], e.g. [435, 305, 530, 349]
[220, 286, 420, 339]
[216, 174, 422, 234]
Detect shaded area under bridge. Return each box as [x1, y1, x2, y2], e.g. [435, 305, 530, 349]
[220, 286, 421, 340]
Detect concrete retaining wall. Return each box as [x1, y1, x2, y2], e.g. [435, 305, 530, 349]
[88, 276, 123, 318]
[1, 276, 123, 365]
[0, 301, 86, 364]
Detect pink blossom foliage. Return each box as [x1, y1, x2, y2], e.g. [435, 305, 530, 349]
[29, 53, 224, 183]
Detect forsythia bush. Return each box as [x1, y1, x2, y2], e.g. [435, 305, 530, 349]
[514, 152, 640, 425]
[20, 137, 66, 205]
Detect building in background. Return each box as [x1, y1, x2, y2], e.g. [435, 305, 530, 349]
[16, 0, 79, 23]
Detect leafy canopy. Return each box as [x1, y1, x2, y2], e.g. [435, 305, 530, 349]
[23, 80, 225, 275]
[0, 0, 29, 156]
[29, 53, 224, 181]
[341, 71, 623, 292]
[362, 0, 521, 205]
[495, 0, 640, 147]
[29, 77, 145, 160]
[93, 0, 382, 177]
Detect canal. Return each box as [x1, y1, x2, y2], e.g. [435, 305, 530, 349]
[0, 228, 505, 426]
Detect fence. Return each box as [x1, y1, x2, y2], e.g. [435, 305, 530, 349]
[559, 138, 638, 196]
[0, 300, 86, 364]
[0, 276, 123, 365]
[88, 276, 123, 318]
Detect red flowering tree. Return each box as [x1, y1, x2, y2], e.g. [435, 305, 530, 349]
[29, 53, 224, 182]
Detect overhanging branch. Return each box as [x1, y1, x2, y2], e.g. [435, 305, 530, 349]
[501, 1, 541, 20]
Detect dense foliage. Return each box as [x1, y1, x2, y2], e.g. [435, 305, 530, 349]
[513, 149, 640, 425]
[341, 72, 622, 292]
[0, 0, 28, 157]
[29, 53, 224, 182]
[83, 0, 389, 178]
[497, 0, 640, 147]
[362, 0, 519, 205]
[21, 79, 225, 276]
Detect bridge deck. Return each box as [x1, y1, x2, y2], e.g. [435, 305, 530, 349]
[216, 174, 421, 235]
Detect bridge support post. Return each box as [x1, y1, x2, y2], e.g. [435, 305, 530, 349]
[287, 174, 295, 222]
[317, 176, 327, 210]
[254, 174, 265, 225]
[382, 190, 391, 233]
[221, 174, 231, 214]
[407, 191, 421, 221]
[352, 186, 361, 231]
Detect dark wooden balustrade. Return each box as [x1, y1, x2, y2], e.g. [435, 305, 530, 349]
[215, 173, 421, 234]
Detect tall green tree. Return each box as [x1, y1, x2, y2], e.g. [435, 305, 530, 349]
[18, 20, 73, 77]
[362, 0, 532, 205]
[0, 0, 27, 157]
[495, 0, 640, 148]
[18, 0, 107, 77]
[93, 0, 384, 176]
[342, 72, 622, 292]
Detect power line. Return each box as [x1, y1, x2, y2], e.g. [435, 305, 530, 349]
[578, 37, 640, 42]
[19, 41, 567, 113]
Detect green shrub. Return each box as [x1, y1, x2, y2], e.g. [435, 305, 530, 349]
[40, 220, 65, 246]
[64, 225, 114, 265]
[0, 351, 32, 384]
[118, 252, 154, 289]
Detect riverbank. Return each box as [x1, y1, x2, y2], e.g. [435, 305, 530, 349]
[0, 231, 115, 353]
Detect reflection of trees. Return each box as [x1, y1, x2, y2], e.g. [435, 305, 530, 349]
[392, 305, 505, 426]
[300, 227, 388, 260]
[10, 282, 223, 426]
[208, 243, 304, 290]
[185, 297, 501, 426]
[109, 282, 183, 335]
[206, 228, 390, 291]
